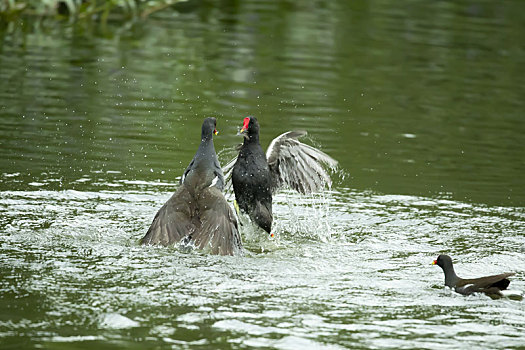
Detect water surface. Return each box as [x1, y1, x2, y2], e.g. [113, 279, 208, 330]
[1, 0, 524, 348]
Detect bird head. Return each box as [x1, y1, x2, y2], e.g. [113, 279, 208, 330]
[237, 116, 259, 140]
[201, 117, 218, 141]
[432, 254, 453, 270]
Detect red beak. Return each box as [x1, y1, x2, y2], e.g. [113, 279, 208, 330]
[240, 117, 250, 133]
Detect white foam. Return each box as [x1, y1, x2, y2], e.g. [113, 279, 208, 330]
[100, 313, 140, 329]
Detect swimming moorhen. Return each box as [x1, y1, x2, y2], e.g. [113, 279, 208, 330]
[433, 254, 514, 297]
[225, 116, 337, 235]
[141, 117, 242, 255]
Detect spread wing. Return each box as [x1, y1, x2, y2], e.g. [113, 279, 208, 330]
[190, 187, 242, 256]
[141, 186, 242, 256]
[141, 186, 194, 246]
[266, 131, 338, 194]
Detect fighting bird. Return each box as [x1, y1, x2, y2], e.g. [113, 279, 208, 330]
[141, 117, 242, 255]
[223, 116, 337, 235]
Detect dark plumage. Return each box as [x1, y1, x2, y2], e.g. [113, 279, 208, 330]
[433, 254, 514, 297]
[231, 117, 273, 234]
[226, 116, 337, 234]
[141, 118, 242, 256]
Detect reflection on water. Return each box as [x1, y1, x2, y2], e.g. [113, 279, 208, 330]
[1, 0, 525, 348]
[1, 0, 524, 205]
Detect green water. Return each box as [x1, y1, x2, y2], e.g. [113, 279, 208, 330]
[1, 1, 524, 349]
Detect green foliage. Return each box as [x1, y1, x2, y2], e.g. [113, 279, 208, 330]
[0, 0, 186, 20]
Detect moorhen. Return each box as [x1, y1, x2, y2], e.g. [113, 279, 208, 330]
[141, 117, 242, 255]
[433, 254, 514, 297]
[224, 116, 337, 235]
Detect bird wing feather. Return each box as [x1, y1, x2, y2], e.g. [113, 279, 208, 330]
[266, 131, 337, 194]
[141, 186, 195, 246]
[221, 155, 238, 195]
[456, 272, 514, 294]
[141, 185, 242, 256]
[189, 186, 242, 256]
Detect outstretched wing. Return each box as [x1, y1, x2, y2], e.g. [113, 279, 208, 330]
[190, 186, 243, 256]
[141, 186, 195, 246]
[266, 131, 338, 194]
[142, 186, 242, 256]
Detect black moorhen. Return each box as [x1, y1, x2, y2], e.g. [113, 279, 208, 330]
[433, 254, 514, 297]
[225, 116, 337, 235]
[141, 117, 242, 255]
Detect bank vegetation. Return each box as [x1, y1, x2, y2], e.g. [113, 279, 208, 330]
[1, 0, 187, 21]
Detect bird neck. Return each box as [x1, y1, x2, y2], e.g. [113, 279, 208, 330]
[184, 138, 220, 192]
[244, 133, 260, 146]
[443, 266, 459, 287]
[196, 137, 215, 160]
[201, 133, 213, 143]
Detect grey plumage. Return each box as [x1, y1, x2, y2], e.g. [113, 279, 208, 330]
[141, 117, 242, 256]
[266, 130, 338, 193]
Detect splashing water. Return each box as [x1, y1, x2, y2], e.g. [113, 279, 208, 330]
[1, 183, 524, 349]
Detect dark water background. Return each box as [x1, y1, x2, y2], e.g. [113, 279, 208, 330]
[1, 0, 524, 349]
